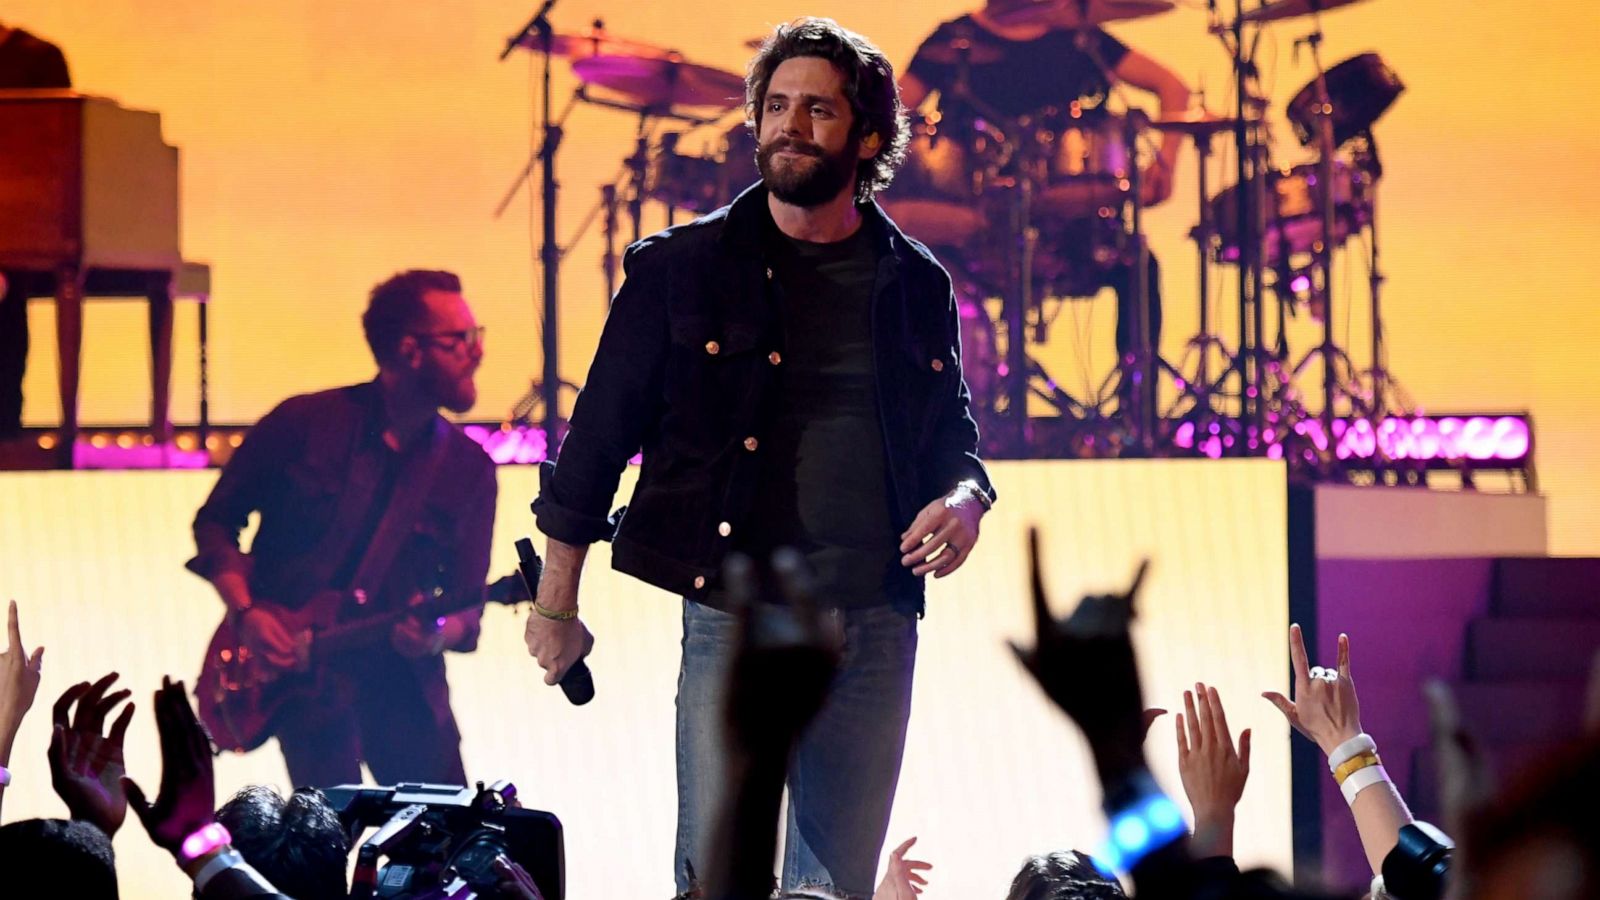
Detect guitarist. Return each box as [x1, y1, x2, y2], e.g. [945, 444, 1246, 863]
[187, 270, 496, 790]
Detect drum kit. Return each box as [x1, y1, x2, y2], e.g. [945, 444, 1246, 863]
[501, 0, 1409, 469]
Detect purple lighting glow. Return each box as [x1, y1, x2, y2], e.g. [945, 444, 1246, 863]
[1301, 414, 1532, 466]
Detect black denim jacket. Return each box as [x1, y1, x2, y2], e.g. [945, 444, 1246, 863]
[533, 184, 995, 614]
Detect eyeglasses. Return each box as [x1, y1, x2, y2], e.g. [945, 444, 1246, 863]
[411, 326, 486, 352]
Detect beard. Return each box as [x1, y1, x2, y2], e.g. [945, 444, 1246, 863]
[421, 362, 477, 414]
[756, 135, 858, 207]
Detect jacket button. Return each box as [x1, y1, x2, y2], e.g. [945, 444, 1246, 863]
[705, 340, 720, 355]
[742, 436, 759, 451]
[717, 521, 732, 537]
[693, 575, 706, 589]
[931, 358, 945, 372]
[765, 267, 774, 280]
[768, 351, 782, 365]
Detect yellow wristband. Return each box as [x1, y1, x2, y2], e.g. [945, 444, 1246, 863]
[1333, 751, 1381, 785]
[532, 601, 578, 621]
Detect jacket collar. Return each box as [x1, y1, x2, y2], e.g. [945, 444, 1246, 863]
[718, 180, 914, 269]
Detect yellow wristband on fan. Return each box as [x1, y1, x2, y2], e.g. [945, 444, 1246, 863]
[1333, 751, 1381, 785]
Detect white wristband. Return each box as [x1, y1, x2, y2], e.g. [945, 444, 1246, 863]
[0, 765, 11, 786]
[1341, 764, 1391, 806]
[192, 848, 245, 893]
[1327, 733, 1377, 771]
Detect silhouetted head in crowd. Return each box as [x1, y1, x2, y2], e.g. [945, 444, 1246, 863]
[1005, 851, 1126, 900]
[216, 785, 349, 900]
[0, 817, 117, 898]
[1463, 734, 1599, 900]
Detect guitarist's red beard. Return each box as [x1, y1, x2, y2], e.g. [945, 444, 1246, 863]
[420, 354, 479, 414]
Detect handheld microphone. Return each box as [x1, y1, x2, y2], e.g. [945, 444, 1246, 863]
[515, 537, 595, 706]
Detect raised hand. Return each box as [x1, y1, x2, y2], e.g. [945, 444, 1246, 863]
[1010, 528, 1149, 779]
[0, 600, 46, 759]
[1261, 625, 1362, 755]
[123, 677, 217, 858]
[874, 836, 932, 900]
[48, 673, 135, 835]
[722, 549, 842, 760]
[1175, 683, 1251, 859]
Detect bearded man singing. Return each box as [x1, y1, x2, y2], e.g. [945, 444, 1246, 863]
[524, 18, 996, 898]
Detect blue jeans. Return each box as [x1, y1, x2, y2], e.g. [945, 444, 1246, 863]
[674, 599, 918, 899]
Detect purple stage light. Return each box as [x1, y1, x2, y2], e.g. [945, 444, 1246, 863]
[1294, 413, 1532, 469]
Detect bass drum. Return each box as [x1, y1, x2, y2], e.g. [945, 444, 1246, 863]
[880, 110, 1001, 249]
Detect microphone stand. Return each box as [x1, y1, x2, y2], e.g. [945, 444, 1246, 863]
[499, 0, 566, 457]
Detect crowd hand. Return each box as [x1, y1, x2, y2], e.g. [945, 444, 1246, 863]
[899, 484, 985, 578]
[1585, 648, 1600, 733]
[48, 673, 135, 835]
[1423, 679, 1486, 837]
[123, 677, 217, 858]
[492, 855, 546, 900]
[1262, 625, 1361, 756]
[1010, 528, 1150, 777]
[1176, 683, 1252, 860]
[723, 549, 842, 760]
[237, 606, 301, 670]
[0, 600, 46, 750]
[874, 836, 931, 900]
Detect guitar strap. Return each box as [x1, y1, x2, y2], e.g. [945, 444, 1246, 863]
[343, 416, 453, 604]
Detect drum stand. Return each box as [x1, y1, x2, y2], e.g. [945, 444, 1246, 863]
[940, 53, 1096, 456]
[1166, 124, 1239, 442]
[1287, 19, 1345, 453]
[1285, 17, 1372, 468]
[1072, 11, 1159, 454]
[1349, 136, 1412, 422]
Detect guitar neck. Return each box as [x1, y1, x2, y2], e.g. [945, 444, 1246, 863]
[309, 573, 529, 659]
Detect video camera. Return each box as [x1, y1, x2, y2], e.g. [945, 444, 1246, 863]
[322, 781, 563, 900]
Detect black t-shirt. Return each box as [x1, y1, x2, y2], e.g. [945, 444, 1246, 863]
[0, 28, 71, 88]
[906, 16, 1128, 118]
[728, 215, 907, 609]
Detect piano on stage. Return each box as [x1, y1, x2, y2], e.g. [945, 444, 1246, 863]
[0, 89, 208, 465]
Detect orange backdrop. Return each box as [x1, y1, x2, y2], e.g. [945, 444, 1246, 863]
[10, 0, 1600, 552]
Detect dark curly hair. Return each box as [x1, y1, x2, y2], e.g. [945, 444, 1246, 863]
[217, 785, 350, 900]
[745, 17, 909, 204]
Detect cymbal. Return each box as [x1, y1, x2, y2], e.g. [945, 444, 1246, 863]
[1237, 0, 1369, 25]
[518, 26, 673, 60]
[987, 0, 1176, 28]
[1149, 111, 1244, 135]
[572, 54, 746, 110]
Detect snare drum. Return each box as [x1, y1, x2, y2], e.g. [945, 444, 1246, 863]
[880, 110, 1001, 248]
[1211, 159, 1376, 267]
[1031, 107, 1132, 221]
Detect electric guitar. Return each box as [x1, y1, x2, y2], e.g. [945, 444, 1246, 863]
[196, 569, 533, 753]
